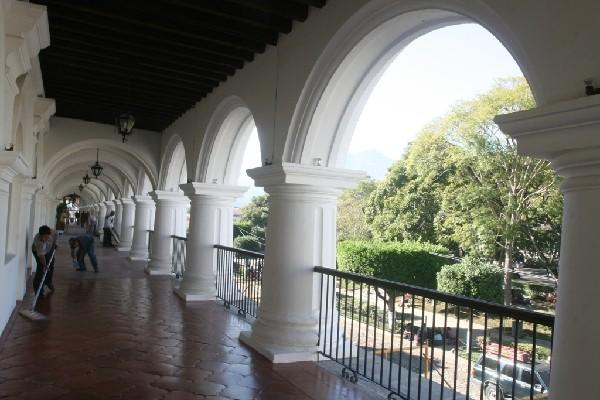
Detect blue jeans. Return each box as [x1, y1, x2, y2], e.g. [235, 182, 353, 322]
[78, 242, 98, 271]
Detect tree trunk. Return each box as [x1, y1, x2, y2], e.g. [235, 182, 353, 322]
[504, 240, 513, 305]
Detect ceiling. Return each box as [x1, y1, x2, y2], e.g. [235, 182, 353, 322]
[32, 0, 326, 132]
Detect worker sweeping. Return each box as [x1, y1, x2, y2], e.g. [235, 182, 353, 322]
[19, 225, 58, 321]
[31, 225, 58, 296]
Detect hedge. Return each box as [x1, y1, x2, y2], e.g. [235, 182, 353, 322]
[436, 257, 504, 303]
[233, 236, 263, 253]
[336, 240, 453, 289]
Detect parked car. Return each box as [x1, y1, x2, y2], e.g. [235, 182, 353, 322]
[472, 353, 550, 399]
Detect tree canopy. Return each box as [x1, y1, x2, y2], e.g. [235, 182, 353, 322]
[339, 78, 562, 304]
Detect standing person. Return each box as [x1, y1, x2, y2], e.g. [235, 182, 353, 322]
[31, 225, 58, 296]
[69, 235, 99, 272]
[103, 211, 115, 247]
[87, 213, 97, 235]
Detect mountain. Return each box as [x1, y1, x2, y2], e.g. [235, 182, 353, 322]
[344, 149, 394, 180]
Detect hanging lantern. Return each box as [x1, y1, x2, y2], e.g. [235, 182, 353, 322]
[116, 112, 135, 143]
[83, 173, 91, 185]
[90, 148, 103, 178]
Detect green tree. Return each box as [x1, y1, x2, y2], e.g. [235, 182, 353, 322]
[239, 194, 269, 228]
[365, 128, 454, 244]
[437, 257, 504, 303]
[361, 78, 562, 305]
[337, 180, 376, 241]
[435, 78, 561, 304]
[235, 194, 269, 251]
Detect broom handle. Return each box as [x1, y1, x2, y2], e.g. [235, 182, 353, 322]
[31, 249, 56, 311]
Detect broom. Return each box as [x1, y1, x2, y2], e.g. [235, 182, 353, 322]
[19, 249, 56, 321]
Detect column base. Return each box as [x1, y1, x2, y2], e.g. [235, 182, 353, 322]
[144, 266, 172, 276]
[128, 255, 149, 261]
[239, 331, 318, 363]
[173, 287, 216, 302]
[117, 244, 132, 252]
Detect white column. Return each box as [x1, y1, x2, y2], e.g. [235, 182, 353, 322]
[113, 199, 123, 235]
[496, 96, 600, 400]
[118, 198, 135, 251]
[174, 183, 247, 302]
[129, 195, 155, 260]
[16, 180, 36, 298]
[239, 163, 365, 362]
[146, 191, 189, 275]
[97, 203, 107, 231]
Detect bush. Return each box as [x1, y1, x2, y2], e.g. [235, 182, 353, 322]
[233, 235, 263, 253]
[336, 240, 453, 289]
[436, 257, 503, 303]
[521, 283, 555, 300]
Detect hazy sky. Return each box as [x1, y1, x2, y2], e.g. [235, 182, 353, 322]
[238, 23, 524, 188]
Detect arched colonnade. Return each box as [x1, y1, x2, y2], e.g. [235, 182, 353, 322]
[2, 1, 599, 398]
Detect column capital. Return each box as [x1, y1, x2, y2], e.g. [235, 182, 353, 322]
[112, 198, 121, 206]
[120, 197, 135, 206]
[0, 152, 30, 185]
[179, 182, 247, 200]
[149, 190, 190, 206]
[98, 203, 107, 209]
[103, 200, 114, 207]
[496, 96, 600, 191]
[131, 195, 154, 205]
[247, 162, 366, 195]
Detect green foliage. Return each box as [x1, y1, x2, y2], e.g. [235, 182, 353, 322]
[234, 221, 253, 239]
[436, 257, 504, 303]
[337, 180, 376, 241]
[520, 283, 555, 300]
[233, 235, 263, 253]
[365, 127, 454, 244]
[238, 194, 268, 228]
[337, 240, 453, 289]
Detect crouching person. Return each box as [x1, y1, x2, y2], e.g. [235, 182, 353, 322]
[32, 225, 58, 296]
[69, 235, 99, 272]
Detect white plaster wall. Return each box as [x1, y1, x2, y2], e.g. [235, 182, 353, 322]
[163, 0, 600, 178]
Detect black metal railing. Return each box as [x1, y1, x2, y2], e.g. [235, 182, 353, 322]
[171, 235, 187, 279]
[214, 245, 264, 318]
[315, 266, 553, 400]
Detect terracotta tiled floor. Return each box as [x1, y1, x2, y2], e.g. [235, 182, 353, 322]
[0, 231, 371, 400]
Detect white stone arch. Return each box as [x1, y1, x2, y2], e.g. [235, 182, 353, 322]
[285, 0, 542, 168]
[45, 157, 135, 199]
[43, 139, 159, 191]
[158, 134, 188, 191]
[197, 96, 258, 184]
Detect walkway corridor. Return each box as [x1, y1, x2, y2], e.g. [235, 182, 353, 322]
[0, 231, 369, 400]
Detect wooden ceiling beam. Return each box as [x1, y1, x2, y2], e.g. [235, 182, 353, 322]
[161, 0, 293, 33]
[43, 74, 201, 104]
[48, 44, 223, 86]
[45, 86, 190, 115]
[50, 28, 242, 73]
[40, 54, 214, 93]
[224, 0, 309, 21]
[40, 0, 268, 52]
[47, 13, 255, 62]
